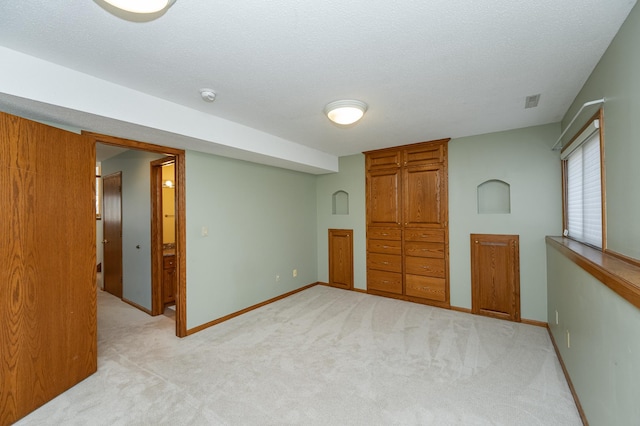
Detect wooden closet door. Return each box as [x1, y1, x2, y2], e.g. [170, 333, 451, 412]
[0, 112, 97, 425]
[367, 168, 401, 227]
[403, 164, 445, 228]
[471, 234, 520, 321]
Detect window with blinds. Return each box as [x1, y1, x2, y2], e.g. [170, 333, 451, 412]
[561, 111, 604, 249]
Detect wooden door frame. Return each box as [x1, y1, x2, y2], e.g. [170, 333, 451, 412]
[86, 132, 187, 338]
[150, 157, 175, 316]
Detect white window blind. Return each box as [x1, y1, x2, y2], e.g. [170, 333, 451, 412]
[565, 131, 602, 247]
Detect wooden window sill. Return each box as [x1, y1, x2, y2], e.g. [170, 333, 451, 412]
[546, 236, 640, 310]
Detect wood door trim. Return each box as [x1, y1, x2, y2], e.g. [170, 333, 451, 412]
[85, 131, 187, 337]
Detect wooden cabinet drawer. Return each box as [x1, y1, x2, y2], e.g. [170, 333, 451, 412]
[366, 150, 401, 170]
[404, 142, 445, 166]
[367, 239, 401, 255]
[404, 242, 445, 258]
[163, 255, 176, 269]
[406, 275, 446, 302]
[367, 269, 402, 294]
[367, 253, 402, 273]
[368, 228, 401, 241]
[405, 257, 445, 277]
[404, 228, 445, 242]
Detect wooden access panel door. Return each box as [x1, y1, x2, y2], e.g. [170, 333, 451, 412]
[471, 234, 520, 322]
[0, 111, 97, 425]
[328, 229, 353, 290]
[102, 172, 123, 299]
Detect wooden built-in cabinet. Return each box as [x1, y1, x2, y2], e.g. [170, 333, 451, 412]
[163, 254, 176, 307]
[365, 139, 450, 307]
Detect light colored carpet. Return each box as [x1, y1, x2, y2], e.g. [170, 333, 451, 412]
[17, 285, 582, 425]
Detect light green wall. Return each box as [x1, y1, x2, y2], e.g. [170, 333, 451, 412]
[185, 151, 318, 329]
[102, 149, 165, 310]
[561, 3, 640, 260]
[547, 4, 640, 425]
[449, 124, 562, 321]
[547, 245, 640, 425]
[316, 154, 366, 288]
[314, 131, 561, 322]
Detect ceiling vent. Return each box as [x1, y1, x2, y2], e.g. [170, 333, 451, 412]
[525, 94, 541, 109]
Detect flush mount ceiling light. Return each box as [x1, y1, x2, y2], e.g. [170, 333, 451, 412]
[324, 100, 368, 125]
[103, 0, 176, 14]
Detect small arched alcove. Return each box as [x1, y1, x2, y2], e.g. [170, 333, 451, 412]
[332, 190, 349, 215]
[477, 179, 511, 214]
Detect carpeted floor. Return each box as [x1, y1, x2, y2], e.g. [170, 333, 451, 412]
[17, 285, 582, 425]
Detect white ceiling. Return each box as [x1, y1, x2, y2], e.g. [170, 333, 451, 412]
[0, 0, 636, 172]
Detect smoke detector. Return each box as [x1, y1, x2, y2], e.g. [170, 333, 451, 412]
[200, 88, 217, 103]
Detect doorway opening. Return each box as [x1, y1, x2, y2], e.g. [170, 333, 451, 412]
[91, 132, 187, 338]
[151, 158, 177, 318]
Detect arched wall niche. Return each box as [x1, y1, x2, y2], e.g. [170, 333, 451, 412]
[332, 190, 349, 215]
[477, 179, 511, 214]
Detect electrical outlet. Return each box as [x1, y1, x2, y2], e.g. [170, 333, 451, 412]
[276, 275, 280, 282]
[293, 269, 297, 277]
[567, 330, 571, 348]
[201, 226, 208, 237]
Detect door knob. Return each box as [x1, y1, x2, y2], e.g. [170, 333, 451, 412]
[102, 239, 108, 244]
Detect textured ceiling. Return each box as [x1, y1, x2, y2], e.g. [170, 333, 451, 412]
[0, 0, 636, 167]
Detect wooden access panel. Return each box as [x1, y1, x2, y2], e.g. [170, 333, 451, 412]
[0, 112, 97, 425]
[328, 229, 353, 290]
[471, 234, 520, 322]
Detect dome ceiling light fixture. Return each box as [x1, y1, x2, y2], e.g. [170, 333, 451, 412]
[324, 100, 368, 126]
[103, 0, 176, 14]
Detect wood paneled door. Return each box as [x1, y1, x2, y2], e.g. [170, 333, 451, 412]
[328, 229, 353, 290]
[0, 111, 97, 425]
[102, 172, 123, 299]
[471, 234, 520, 322]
